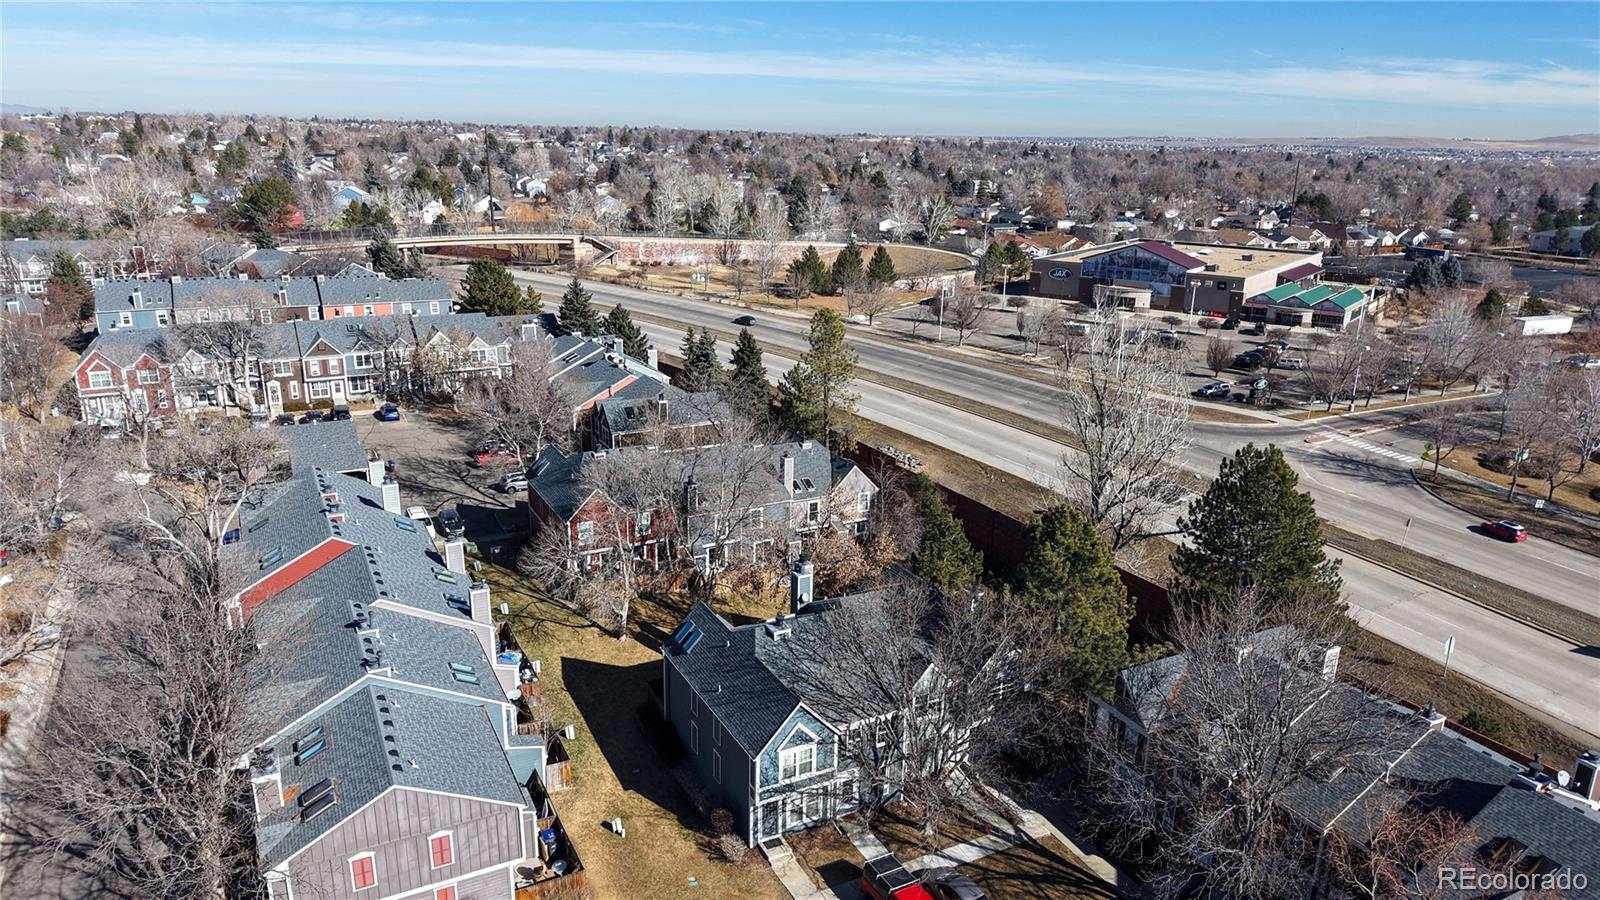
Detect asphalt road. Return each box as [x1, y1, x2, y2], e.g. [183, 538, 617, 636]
[500, 268, 1600, 737]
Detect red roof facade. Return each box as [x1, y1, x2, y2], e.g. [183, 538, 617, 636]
[1134, 241, 1206, 270]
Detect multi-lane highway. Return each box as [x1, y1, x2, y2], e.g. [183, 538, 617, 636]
[489, 268, 1600, 737]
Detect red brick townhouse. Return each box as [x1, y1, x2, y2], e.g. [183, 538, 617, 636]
[73, 329, 181, 424]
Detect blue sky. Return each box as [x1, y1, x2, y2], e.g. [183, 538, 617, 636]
[3, 2, 1597, 138]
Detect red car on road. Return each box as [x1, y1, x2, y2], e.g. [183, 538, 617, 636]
[1481, 520, 1529, 542]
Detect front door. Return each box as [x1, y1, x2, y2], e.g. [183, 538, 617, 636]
[266, 382, 282, 411]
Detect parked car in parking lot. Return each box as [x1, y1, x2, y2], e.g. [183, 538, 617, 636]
[1278, 356, 1307, 370]
[1220, 318, 1239, 330]
[299, 410, 325, 424]
[274, 412, 297, 426]
[1564, 354, 1600, 369]
[1481, 519, 1528, 542]
[1233, 352, 1263, 370]
[1193, 381, 1232, 399]
[438, 507, 465, 539]
[329, 404, 352, 421]
[377, 403, 402, 421]
[499, 471, 529, 493]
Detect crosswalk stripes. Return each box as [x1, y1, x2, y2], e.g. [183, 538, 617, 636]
[1317, 432, 1417, 464]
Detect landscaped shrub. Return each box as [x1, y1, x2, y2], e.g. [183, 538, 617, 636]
[1462, 708, 1511, 743]
[281, 400, 310, 413]
[311, 399, 334, 410]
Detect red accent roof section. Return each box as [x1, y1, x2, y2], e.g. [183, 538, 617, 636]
[1278, 261, 1325, 283]
[1135, 241, 1207, 270]
[238, 538, 357, 620]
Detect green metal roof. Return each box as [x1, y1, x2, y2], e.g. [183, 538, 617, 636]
[1323, 287, 1367, 310]
[1295, 285, 1338, 305]
[1259, 282, 1304, 302]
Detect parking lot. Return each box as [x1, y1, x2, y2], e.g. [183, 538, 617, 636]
[343, 406, 533, 561]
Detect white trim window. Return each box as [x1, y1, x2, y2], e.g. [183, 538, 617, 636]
[87, 366, 113, 389]
[352, 352, 374, 370]
[430, 301, 441, 315]
[155, 310, 170, 327]
[428, 830, 454, 869]
[576, 520, 595, 546]
[309, 382, 332, 399]
[363, 304, 374, 317]
[258, 308, 272, 324]
[806, 501, 821, 525]
[780, 744, 816, 781]
[198, 309, 211, 323]
[348, 852, 377, 892]
[272, 361, 292, 377]
[306, 359, 322, 377]
[118, 311, 132, 327]
[137, 368, 159, 384]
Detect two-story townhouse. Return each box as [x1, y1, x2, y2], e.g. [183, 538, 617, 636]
[1084, 630, 1600, 897]
[72, 329, 179, 424]
[660, 561, 935, 845]
[316, 272, 453, 319]
[236, 467, 568, 899]
[526, 438, 876, 575]
[590, 381, 723, 451]
[92, 272, 454, 334]
[1, 238, 152, 295]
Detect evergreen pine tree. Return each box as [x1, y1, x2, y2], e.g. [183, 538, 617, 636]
[726, 328, 770, 423]
[1447, 192, 1474, 223]
[829, 238, 864, 295]
[786, 245, 829, 296]
[46, 250, 94, 321]
[866, 245, 897, 286]
[557, 277, 601, 336]
[460, 257, 522, 316]
[1173, 444, 1343, 611]
[908, 476, 983, 595]
[603, 304, 650, 358]
[775, 309, 856, 445]
[367, 234, 406, 278]
[1440, 255, 1465, 287]
[678, 328, 721, 391]
[1017, 505, 1131, 695]
[523, 286, 543, 315]
[1476, 288, 1506, 321]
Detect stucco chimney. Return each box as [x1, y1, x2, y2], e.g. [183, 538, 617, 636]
[790, 554, 813, 615]
[444, 538, 467, 574]
[781, 452, 794, 497]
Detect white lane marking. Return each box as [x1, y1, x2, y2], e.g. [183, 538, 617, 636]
[1320, 432, 1418, 464]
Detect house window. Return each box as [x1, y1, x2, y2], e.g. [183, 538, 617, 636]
[156, 389, 168, 407]
[327, 359, 341, 375]
[363, 305, 374, 317]
[348, 853, 376, 891]
[307, 359, 321, 377]
[748, 507, 764, 528]
[691, 721, 700, 753]
[430, 302, 441, 315]
[713, 750, 722, 784]
[309, 382, 332, 399]
[353, 352, 374, 369]
[87, 368, 112, 389]
[435, 887, 456, 900]
[343, 306, 355, 317]
[402, 303, 413, 314]
[470, 348, 490, 365]
[857, 492, 872, 517]
[498, 345, 510, 363]
[198, 310, 211, 323]
[806, 501, 821, 525]
[780, 744, 816, 781]
[272, 361, 291, 377]
[636, 510, 653, 533]
[137, 368, 159, 384]
[576, 521, 595, 546]
[258, 309, 271, 323]
[429, 832, 454, 868]
[156, 311, 170, 327]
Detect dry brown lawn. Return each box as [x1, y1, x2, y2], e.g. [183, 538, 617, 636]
[1432, 443, 1600, 518]
[487, 565, 786, 899]
[872, 801, 996, 860]
[788, 823, 866, 893]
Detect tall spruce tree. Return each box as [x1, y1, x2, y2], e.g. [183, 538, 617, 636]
[603, 304, 650, 359]
[908, 476, 983, 595]
[866, 245, 897, 286]
[678, 327, 721, 391]
[776, 309, 857, 446]
[46, 250, 94, 321]
[830, 238, 865, 294]
[1173, 444, 1343, 611]
[726, 328, 771, 423]
[787, 245, 829, 296]
[460, 257, 521, 316]
[1017, 505, 1131, 695]
[557, 276, 601, 336]
[367, 234, 406, 278]
[523, 286, 543, 315]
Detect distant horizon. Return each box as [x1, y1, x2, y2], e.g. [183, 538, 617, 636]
[3, 2, 1598, 139]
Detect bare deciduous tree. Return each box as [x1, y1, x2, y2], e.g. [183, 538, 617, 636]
[0, 307, 52, 422]
[943, 290, 984, 347]
[915, 193, 955, 244]
[1205, 336, 1233, 377]
[1083, 589, 1422, 900]
[771, 577, 1062, 842]
[1323, 799, 1480, 900]
[458, 338, 579, 464]
[748, 197, 790, 291]
[1057, 305, 1192, 549]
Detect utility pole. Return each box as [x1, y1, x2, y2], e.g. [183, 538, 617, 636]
[484, 132, 497, 234]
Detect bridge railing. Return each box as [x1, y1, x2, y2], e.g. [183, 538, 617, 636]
[274, 222, 962, 253]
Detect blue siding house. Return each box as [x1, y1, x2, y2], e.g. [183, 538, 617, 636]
[661, 560, 932, 845]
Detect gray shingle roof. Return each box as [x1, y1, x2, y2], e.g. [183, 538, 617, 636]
[254, 685, 526, 869]
[79, 329, 174, 367]
[313, 274, 451, 306]
[275, 419, 369, 476]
